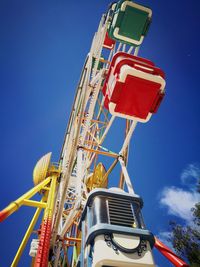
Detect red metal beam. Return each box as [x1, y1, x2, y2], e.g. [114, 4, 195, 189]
[155, 238, 189, 267]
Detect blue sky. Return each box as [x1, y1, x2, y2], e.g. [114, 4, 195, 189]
[0, 0, 200, 266]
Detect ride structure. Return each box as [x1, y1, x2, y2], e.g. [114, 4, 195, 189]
[0, 1, 189, 267]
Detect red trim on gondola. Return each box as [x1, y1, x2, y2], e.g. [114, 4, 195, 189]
[102, 52, 157, 96]
[102, 52, 165, 121]
[103, 32, 116, 49]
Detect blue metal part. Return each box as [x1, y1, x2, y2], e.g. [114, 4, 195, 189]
[84, 223, 155, 248]
[80, 220, 85, 267]
[80, 188, 143, 225]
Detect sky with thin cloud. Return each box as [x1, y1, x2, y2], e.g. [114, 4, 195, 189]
[160, 164, 200, 223]
[158, 164, 200, 250]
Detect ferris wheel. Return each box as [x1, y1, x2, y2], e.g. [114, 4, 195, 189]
[0, 1, 189, 267]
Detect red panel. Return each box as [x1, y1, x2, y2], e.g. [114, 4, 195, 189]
[111, 52, 155, 69]
[102, 52, 156, 96]
[102, 76, 108, 96]
[114, 75, 161, 119]
[150, 92, 165, 113]
[104, 95, 109, 109]
[103, 32, 115, 49]
[102, 52, 166, 119]
[109, 81, 123, 104]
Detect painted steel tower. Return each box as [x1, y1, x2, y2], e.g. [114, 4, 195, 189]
[0, 1, 189, 267]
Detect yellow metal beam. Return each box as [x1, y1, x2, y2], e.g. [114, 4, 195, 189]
[23, 199, 47, 209]
[31, 257, 35, 267]
[42, 186, 50, 191]
[45, 175, 57, 219]
[34, 175, 57, 265]
[0, 177, 51, 222]
[102, 158, 118, 186]
[11, 205, 43, 267]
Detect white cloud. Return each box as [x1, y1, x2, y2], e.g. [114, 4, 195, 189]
[159, 163, 200, 224]
[160, 187, 200, 223]
[157, 163, 200, 255]
[181, 163, 200, 189]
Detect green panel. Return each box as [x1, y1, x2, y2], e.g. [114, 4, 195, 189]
[108, 1, 151, 46]
[115, 0, 129, 11]
[118, 6, 149, 41]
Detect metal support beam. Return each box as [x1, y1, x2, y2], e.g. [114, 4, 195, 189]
[23, 199, 47, 209]
[0, 177, 51, 222]
[34, 176, 57, 267]
[11, 205, 43, 267]
[81, 146, 119, 158]
[154, 238, 189, 267]
[118, 157, 134, 194]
